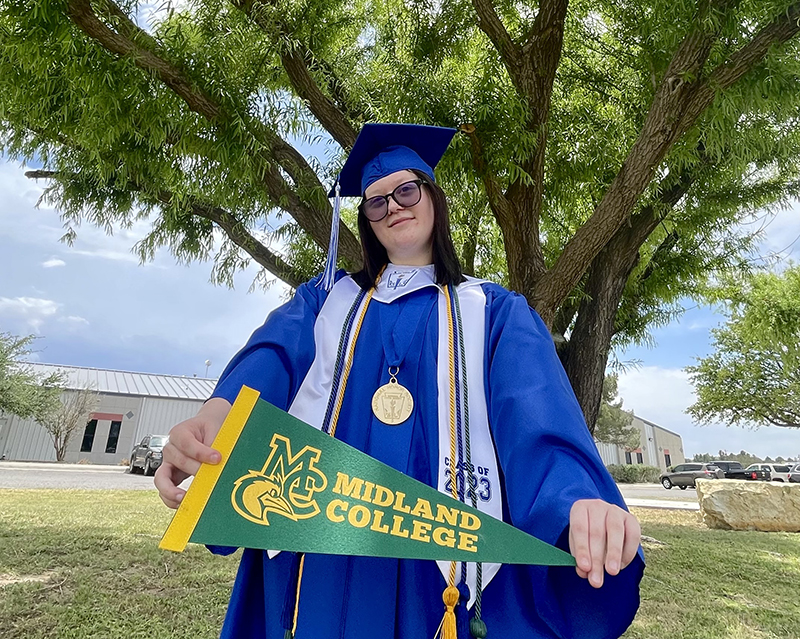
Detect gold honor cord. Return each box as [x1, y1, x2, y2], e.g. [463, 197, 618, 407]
[437, 285, 461, 639]
[329, 287, 375, 438]
[292, 272, 380, 637]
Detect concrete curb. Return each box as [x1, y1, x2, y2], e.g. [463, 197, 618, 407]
[0, 461, 126, 472]
[626, 498, 699, 511]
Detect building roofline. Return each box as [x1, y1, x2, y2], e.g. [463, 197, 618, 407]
[633, 414, 682, 438]
[26, 361, 217, 382]
[24, 362, 216, 401]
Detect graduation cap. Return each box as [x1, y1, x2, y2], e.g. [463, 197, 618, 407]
[319, 123, 457, 290]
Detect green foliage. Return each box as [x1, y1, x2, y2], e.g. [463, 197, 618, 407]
[1, 0, 800, 428]
[594, 374, 639, 448]
[1, 0, 798, 302]
[687, 266, 800, 429]
[0, 333, 63, 421]
[606, 464, 661, 484]
[690, 449, 800, 464]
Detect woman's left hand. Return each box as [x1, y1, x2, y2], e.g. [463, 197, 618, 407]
[568, 499, 641, 588]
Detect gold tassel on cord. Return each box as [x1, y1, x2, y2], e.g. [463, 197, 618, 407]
[438, 585, 460, 639]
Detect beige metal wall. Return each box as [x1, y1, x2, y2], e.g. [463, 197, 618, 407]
[594, 415, 685, 472]
[0, 392, 204, 464]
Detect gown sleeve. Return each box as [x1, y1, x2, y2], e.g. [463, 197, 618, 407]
[205, 274, 332, 557]
[484, 285, 644, 639]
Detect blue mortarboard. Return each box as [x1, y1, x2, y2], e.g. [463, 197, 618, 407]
[320, 123, 457, 289]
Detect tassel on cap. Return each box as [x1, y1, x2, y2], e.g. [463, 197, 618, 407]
[318, 181, 341, 291]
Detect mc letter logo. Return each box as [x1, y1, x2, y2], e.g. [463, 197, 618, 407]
[231, 434, 328, 525]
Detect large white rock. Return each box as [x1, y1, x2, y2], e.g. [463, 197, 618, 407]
[696, 479, 800, 531]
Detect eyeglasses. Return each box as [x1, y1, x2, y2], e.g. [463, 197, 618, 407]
[359, 179, 428, 222]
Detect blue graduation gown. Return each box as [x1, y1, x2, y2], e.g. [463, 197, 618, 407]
[210, 272, 644, 639]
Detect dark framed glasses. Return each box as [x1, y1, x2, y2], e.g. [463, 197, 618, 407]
[359, 179, 428, 222]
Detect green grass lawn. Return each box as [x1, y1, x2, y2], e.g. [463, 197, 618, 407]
[1, 490, 798, 638]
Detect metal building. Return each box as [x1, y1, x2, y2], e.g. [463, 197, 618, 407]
[595, 415, 685, 472]
[0, 363, 215, 464]
[1, 363, 686, 471]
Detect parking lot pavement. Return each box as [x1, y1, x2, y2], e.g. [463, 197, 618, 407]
[0, 460, 154, 490]
[1, 462, 698, 510]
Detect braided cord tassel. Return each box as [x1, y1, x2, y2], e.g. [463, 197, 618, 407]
[452, 287, 488, 638]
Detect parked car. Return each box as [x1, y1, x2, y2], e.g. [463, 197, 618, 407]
[660, 463, 724, 490]
[745, 463, 790, 482]
[789, 464, 800, 484]
[128, 434, 169, 476]
[710, 460, 770, 481]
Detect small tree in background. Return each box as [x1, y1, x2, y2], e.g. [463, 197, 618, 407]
[594, 374, 639, 449]
[0, 332, 63, 421]
[40, 387, 100, 462]
[688, 266, 800, 430]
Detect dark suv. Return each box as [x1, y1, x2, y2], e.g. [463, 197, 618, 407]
[128, 434, 169, 476]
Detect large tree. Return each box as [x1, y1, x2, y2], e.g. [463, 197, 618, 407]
[0, 332, 63, 421]
[2, 0, 800, 432]
[687, 266, 800, 429]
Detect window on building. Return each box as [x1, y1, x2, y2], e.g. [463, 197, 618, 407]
[624, 451, 632, 465]
[664, 453, 672, 467]
[636, 452, 644, 464]
[105, 421, 122, 454]
[81, 420, 98, 452]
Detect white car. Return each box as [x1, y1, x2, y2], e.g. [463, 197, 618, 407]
[745, 463, 792, 482]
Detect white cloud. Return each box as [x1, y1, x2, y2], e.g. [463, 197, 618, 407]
[617, 365, 800, 460]
[0, 296, 60, 316]
[0, 296, 61, 333]
[70, 248, 141, 263]
[59, 315, 90, 326]
[42, 257, 66, 268]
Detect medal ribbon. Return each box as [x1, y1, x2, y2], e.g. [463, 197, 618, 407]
[377, 295, 431, 371]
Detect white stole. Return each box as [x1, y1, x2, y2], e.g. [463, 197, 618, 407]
[288, 266, 502, 606]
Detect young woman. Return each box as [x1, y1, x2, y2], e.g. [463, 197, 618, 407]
[155, 124, 643, 639]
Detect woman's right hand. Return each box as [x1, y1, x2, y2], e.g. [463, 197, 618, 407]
[154, 397, 232, 509]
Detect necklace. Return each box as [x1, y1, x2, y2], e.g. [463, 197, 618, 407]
[371, 366, 414, 425]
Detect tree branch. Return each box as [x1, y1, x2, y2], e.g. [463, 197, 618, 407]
[65, 0, 361, 266]
[231, 0, 360, 150]
[534, 4, 800, 317]
[471, 0, 521, 72]
[26, 169, 306, 288]
[459, 124, 514, 227]
[683, 2, 800, 124]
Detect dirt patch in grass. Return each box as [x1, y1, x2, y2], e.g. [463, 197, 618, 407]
[0, 573, 55, 587]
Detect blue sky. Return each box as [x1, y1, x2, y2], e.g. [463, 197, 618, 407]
[2, 156, 799, 460]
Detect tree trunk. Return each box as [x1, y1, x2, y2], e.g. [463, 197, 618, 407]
[563, 164, 697, 431]
[564, 250, 638, 433]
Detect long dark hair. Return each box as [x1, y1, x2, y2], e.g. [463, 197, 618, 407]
[351, 169, 464, 290]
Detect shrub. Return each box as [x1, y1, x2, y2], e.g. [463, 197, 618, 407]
[607, 464, 661, 483]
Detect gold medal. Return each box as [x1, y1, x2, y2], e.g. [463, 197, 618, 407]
[371, 367, 414, 425]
